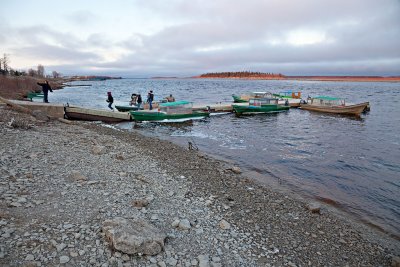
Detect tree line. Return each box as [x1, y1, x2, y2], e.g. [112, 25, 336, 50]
[0, 54, 61, 78]
[200, 71, 285, 78]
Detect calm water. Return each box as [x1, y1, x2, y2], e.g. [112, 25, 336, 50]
[51, 79, 400, 238]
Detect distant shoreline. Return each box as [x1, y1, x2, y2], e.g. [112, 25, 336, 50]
[194, 76, 400, 82]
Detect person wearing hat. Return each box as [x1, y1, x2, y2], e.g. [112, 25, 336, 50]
[106, 92, 114, 110]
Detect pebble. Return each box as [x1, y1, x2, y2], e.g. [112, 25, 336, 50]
[60, 255, 70, 264]
[0, 108, 394, 267]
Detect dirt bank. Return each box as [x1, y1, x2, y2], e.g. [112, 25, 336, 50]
[0, 104, 399, 266]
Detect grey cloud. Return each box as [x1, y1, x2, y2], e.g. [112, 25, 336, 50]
[12, 44, 100, 63]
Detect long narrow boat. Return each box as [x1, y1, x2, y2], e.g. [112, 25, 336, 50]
[130, 100, 210, 122]
[115, 105, 141, 112]
[64, 106, 131, 122]
[232, 98, 290, 115]
[300, 96, 370, 116]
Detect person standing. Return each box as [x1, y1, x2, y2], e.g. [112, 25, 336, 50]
[36, 80, 53, 103]
[166, 94, 175, 102]
[147, 90, 154, 110]
[136, 93, 142, 109]
[106, 92, 114, 110]
[130, 93, 137, 106]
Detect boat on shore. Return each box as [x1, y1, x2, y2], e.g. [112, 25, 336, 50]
[64, 106, 131, 122]
[232, 98, 290, 115]
[130, 100, 210, 122]
[300, 96, 370, 116]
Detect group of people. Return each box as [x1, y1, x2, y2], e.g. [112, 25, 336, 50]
[106, 90, 162, 111]
[36, 81, 174, 111]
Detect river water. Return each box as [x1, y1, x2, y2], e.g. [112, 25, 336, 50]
[51, 78, 400, 238]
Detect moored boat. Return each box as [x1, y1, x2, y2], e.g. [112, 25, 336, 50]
[232, 98, 290, 115]
[232, 91, 301, 107]
[64, 106, 131, 122]
[115, 105, 142, 112]
[300, 96, 370, 116]
[232, 92, 273, 103]
[272, 91, 302, 107]
[130, 100, 210, 122]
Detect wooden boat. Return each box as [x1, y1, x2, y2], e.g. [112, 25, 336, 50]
[64, 106, 131, 122]
[300, 96, 370, 116]
[130, 100, 210, 122]
[232, 98, 290, 115]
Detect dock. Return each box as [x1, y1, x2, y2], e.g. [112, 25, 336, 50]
[9, 100, 65, 118]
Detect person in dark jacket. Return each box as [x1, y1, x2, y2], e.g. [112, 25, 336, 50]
[137, 94, 142, 109]
[37, 80, 53, 103]
[106, 92, 114, 110]
[147, 90, 154, 110]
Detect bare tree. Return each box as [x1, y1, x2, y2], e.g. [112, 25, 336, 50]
[52, 70, 60, 78]
[2, 54, 10, 74]
[37, 64, 45, 77]
[28, 68, 37, 77]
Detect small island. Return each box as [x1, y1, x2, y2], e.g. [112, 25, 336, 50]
[196, 71, 400, 82]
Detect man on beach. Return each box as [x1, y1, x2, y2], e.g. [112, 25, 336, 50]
[36, 80, 53, 103]
[106, 92, 114, 110]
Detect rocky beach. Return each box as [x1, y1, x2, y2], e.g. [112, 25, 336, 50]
[0, 103, 399, 267]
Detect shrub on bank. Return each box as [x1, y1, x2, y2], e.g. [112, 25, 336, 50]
[0, 76, 46, 100]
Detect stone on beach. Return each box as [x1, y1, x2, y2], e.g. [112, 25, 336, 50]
[307, 202, 321, 214]
[102, 217, 166, 255]
[92, 145, 106, 155]
[67, 170, 88, 182]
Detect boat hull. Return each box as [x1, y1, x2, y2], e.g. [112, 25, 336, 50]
[300, 102, 369, 116]
[64, 106, 131, 122]
[115, 105, 141, 112]
[232, 104, 290, 115]
[232, 94, 248, 103]
[232, 94, 300, 107]
[130, 110, 210, 121]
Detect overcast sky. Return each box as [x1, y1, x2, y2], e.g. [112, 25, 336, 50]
[1, 0, 399, 77]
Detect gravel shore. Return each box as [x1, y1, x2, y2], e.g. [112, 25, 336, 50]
[0, 104, 399, 267]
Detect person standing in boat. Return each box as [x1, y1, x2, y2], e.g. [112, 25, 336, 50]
[136, 93, 142, 109]
[130, 93, 137, 106]
[36, 80, 53, 103]
[106, 91, 114, 111]
[147, 90, 154, 110]
[166, 94, 175, 102]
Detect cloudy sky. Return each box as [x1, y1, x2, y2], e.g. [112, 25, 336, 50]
[1, 0, 399, 77]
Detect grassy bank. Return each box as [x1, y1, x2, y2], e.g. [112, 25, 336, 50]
[0, 76, 65, 100]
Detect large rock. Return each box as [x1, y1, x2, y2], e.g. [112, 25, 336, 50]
[102, 217, 166, 255]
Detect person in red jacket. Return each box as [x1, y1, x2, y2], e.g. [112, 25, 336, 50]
[36, 80, 53, 103]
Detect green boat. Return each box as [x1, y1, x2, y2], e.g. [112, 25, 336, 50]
[232, 92, 272, 103]
[130, 100, 210, 122]
[232, 98, 290, 115]
[115, 105, 141, 112]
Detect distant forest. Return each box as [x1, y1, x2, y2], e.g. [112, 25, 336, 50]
[199, 71, 285, 78]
